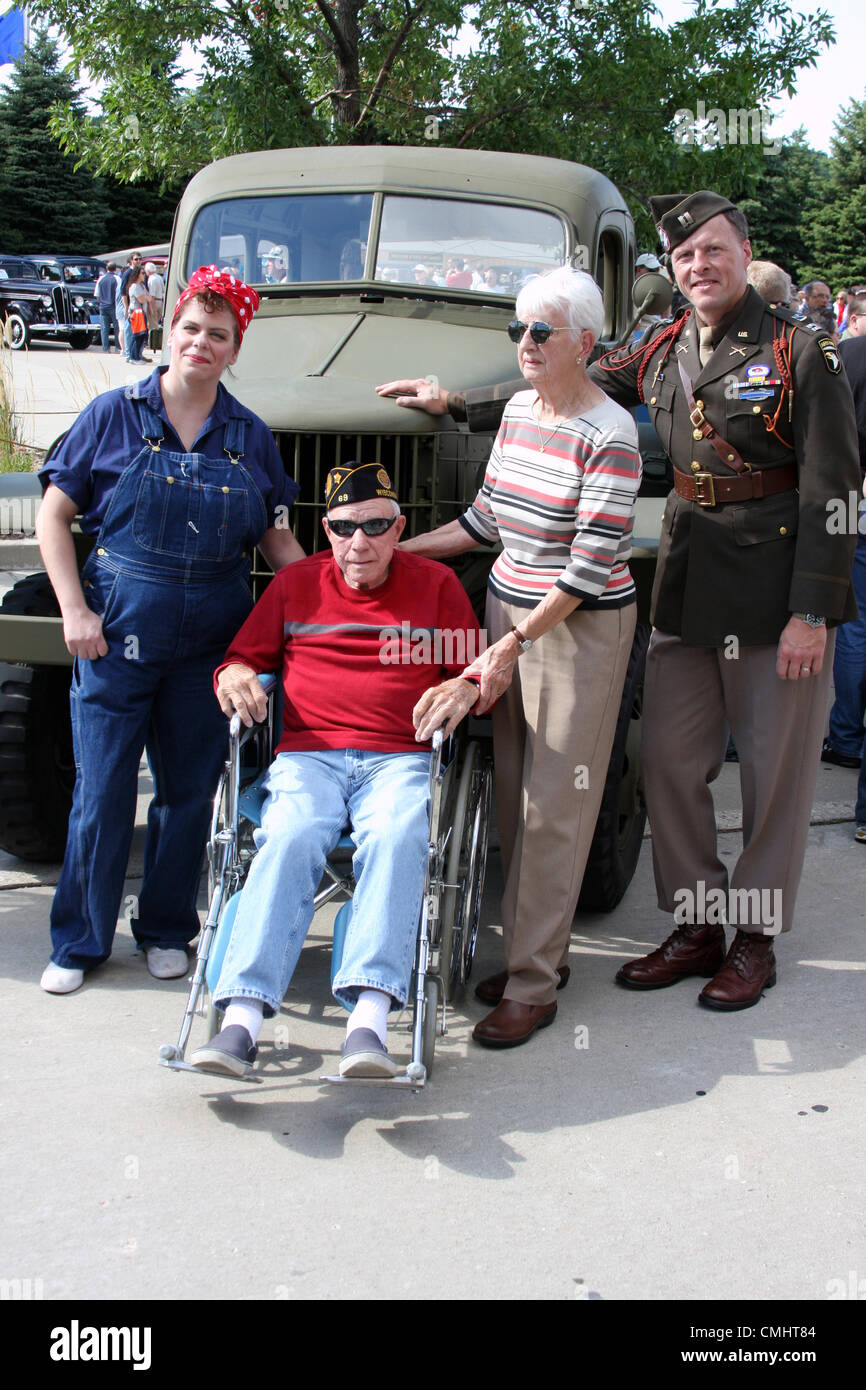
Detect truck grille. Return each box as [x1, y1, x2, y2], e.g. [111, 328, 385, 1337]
[250, 428, 495, 610]
[276, 428, 489, 550]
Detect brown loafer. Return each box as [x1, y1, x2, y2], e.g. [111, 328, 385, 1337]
[472, 998, 557, 1049]
[699, 930, 776, 1011]
[474, 965, 570, 1006]
[615, 923, 726, 990]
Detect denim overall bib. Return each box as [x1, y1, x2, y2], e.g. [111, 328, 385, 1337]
[50, 396, 268, 971]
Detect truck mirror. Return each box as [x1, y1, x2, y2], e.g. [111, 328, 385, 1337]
[631, 271, 672, 318]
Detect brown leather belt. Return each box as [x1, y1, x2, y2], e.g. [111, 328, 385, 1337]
[674, 464, 797, 507]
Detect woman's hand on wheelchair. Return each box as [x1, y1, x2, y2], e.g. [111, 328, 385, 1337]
[216, 663, 269, 726]
[412, 677, 478, 742]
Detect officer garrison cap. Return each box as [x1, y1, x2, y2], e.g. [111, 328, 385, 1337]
[324, 461, 399, 510]
[650, 191, 742, 252]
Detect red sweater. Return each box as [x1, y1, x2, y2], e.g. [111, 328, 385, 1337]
[215, 550, 482, 753]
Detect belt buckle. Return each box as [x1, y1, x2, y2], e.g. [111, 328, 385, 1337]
[689, 405, 706, 430]
[692, 472, 716, 507]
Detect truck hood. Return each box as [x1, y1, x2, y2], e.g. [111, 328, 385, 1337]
[216, 301, 520, 432]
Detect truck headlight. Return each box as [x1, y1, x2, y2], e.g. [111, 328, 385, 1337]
[41, 295, 52, 307]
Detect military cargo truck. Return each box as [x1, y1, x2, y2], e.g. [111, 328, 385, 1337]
[0, 145, 670, 908]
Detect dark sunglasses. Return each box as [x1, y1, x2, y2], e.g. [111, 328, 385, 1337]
[507, 319, 570, 344]
[327, 515, 398, 538]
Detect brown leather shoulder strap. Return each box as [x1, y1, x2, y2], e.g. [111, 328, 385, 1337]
[677, 361, 749, 474]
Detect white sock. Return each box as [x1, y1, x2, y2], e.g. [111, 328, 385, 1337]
[347, 988, 391, 1045]
[222, 999, 264, 1043]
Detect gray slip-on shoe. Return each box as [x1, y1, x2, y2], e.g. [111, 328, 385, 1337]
[190, 1025, 257, 1078]
[339, 1027, 400, 1079]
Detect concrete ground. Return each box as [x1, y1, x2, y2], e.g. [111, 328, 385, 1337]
[2, 807, 865, 1310]
[1, 341, 864, 1319]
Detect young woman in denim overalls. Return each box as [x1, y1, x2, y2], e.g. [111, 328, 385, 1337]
[36, 267, 303, 994]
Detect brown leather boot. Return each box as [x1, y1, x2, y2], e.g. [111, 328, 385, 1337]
[615, 922, 726, 990]
[698, 930, 777, 1010]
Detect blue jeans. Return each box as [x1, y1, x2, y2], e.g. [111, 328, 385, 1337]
[50, 565, 253, 970]
[829, 529, 866, 756]
[214, 748, 431, 1015]
[99, 306, 118, 351]
[856, 739, 866, 824]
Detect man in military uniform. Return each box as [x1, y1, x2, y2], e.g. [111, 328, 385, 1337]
[377, 190, 860, 1010]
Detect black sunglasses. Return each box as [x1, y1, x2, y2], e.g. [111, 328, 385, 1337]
[507, 319, 570, 344]
[327, 515, 398, 538]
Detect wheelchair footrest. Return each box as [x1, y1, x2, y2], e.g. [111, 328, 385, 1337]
[157, 1057, 262, 1084]
[319, 1072, 426, 1089]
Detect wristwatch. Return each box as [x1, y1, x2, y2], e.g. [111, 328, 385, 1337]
[793, 613, 826, 628]
[510, 624, 533, 653]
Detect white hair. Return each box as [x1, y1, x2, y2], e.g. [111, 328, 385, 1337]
[516, 265, 605, 344]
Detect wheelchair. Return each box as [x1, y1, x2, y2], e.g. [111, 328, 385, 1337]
[158, 676, 493, 1088]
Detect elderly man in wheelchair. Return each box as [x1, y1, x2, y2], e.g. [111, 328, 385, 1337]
[186, 462, 483, 1081]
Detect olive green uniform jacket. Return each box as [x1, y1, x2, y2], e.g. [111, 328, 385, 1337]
[453, 288, 860, 646]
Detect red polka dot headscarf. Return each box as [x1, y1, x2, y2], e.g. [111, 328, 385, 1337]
[172, 265, 260, 342]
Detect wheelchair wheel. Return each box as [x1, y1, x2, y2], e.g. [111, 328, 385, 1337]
[439, 742, 492, 1002]
[421, 974, 440, 1077]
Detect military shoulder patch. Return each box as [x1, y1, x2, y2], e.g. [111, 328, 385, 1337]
[816, 335, 841, 373]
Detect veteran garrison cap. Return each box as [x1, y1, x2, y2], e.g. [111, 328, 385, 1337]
[650, 190, 743, 252]
[324, 461, 399, 510]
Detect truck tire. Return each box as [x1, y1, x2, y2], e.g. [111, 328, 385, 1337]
[0, 574, 74, 862]
[577, 621, 651, 913]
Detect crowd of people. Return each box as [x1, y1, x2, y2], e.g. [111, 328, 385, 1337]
[31, 185, 865, 1081]
[93, 252, 166, 362]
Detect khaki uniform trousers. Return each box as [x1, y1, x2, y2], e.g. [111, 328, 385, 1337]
[487, 592, 636, 1005]
[642, 629, 835, 935]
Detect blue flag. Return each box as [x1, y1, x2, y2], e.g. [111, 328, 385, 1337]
[0, 8, 25, 66]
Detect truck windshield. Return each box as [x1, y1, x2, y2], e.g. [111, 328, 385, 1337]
[185, 192, 566, 294]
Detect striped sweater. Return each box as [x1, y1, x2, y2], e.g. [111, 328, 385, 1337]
[459, 390, 641, 609]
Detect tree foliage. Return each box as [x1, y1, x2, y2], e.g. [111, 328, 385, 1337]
[0, 29, 104, 252]
[0, 32, 186, 252]
[804, 97, 866, 288]
[27, 0, 836, 245]
[737, 132, 830, 284]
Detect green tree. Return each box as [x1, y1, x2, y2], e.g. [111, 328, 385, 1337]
[28, 0, 835, 249]
[0, 29, 106, 252]
[804, 96, 866, 289]
[736, 131, 830, 284]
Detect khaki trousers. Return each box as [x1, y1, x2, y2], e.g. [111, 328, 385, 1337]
[487, 593, 636, 1005]
[642, 630, 835, 935]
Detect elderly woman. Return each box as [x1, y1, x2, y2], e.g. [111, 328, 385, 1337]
[399, 266, 642, 1048]
[36, 265, 304, 994]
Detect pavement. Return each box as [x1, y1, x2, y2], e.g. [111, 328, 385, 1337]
[1, 340, 865, 1321]
[1, 338, 153, 454]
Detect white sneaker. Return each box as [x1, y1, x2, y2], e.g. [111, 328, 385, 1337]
[40, 962, 84, 994]
[145, 947, 188, 979]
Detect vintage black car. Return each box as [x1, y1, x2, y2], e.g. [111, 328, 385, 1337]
[0, 253, 101, 350]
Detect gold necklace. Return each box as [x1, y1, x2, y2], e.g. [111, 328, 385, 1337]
[536, 420, 561, 452]
[534, 401, 566, 453]
[533, 364, 586, 450]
